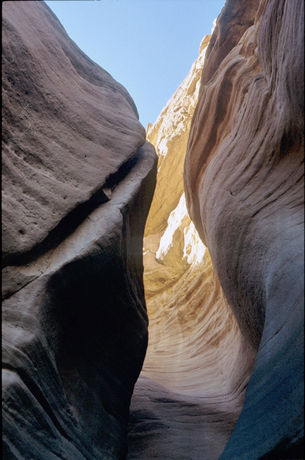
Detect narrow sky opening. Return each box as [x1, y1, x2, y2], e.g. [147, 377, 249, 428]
[44, 0, 225, 129]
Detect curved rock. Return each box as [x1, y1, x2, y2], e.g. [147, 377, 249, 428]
[128, 30, 256, 460]
[2, 2, 157, 459]
[185, 0, 304, 458]
[2, 1, 145, 266]
[3, 0, 303, 458]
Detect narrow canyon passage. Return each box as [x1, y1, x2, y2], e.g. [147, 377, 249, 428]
[2, 1, 303, 459]
[128, 255, 256, 459]
[126, 31, 257, 460]
[128, 0, 304, 458]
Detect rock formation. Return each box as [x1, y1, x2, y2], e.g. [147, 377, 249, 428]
[127, 23, 256, 460]
[2, 2, 157, 459]
[3, 0, 304, 459]
[185, 0, 304, 458]
[129, 0, 303, 459]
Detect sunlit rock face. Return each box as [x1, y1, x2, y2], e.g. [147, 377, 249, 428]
[144, 33, 210, 238]
[2, 2, 157, 459]
[143, 33, 211, 302]
[185, 0, 304, 458]
[127, 28, 256, 460]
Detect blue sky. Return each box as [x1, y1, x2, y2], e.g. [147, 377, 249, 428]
[45, 0, 225, 128]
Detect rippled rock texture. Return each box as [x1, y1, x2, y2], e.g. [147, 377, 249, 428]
[3, 0, 304, 459]
[2, 2, 157, 458]
[128, 0, 304, 459]
[185, 0, 304, 458]
[128, 29, 256, 460]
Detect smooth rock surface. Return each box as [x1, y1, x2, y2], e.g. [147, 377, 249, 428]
[2, 0, 145, 266]
[185, 0, 304, 458]
[2, 2, 157, 459]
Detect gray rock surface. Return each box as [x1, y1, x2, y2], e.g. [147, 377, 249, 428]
[185, 0, 304, 458]
[2, 1, 145, 265]
[2, 2, 157, 459]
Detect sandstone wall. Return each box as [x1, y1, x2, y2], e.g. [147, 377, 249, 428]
[2, 2, 157, 459]
[185, 0, 304, 458]
[3, 1, 303, 458]
[129, 0, 304, 458]
[128, 27, 256, 460]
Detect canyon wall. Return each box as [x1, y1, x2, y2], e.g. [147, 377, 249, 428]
[129, 0, 304, 459]
[2, 2, 157, 459]
[3, 0, 303, 459]
[128, 27, 256, 460]
[185, 0, 304, 458]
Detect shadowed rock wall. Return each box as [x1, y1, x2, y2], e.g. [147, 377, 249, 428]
[2, 2, 157, 459]
[185, 0, 304, 458]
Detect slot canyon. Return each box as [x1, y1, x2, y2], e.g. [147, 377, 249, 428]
[2, 1, 304, 459]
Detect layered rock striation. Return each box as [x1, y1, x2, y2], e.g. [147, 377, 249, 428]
[129, 0, 304, 458]
[185, 0, 304, 458]
[127, 29, 256, 460]
[2, 2, 157, 459]
[3, 0, 304, 459]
